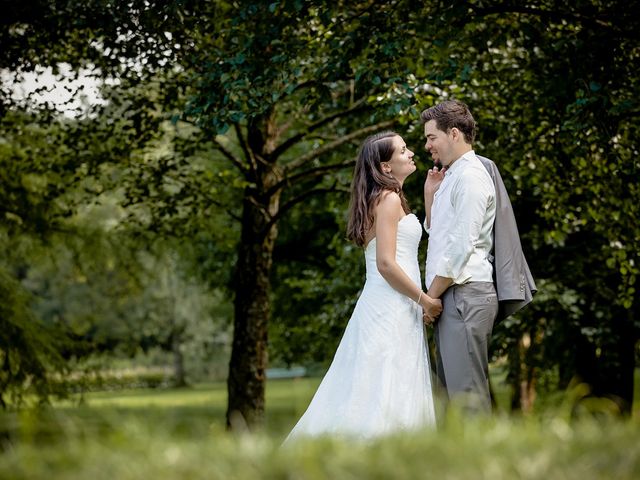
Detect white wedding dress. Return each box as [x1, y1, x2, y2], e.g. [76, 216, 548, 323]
[284, 213, 436, 442]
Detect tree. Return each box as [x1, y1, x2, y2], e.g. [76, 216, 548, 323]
[0, 261, 68, 407]
[181, 0, 443, 427]
[3, 0, 637, 421]
[2, 0, 426, 424]
[1, 0, 195, 403]
[0, 109, 81, 406]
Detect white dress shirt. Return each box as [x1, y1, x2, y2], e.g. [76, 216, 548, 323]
[425, 150, 496, 289]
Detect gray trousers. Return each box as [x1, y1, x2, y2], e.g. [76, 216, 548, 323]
[434, 281, 498, 413]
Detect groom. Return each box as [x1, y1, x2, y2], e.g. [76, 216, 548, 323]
[420, 100, 535, 413]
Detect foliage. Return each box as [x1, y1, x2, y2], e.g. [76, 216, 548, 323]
[0, 266, 67, 407]
[1, 381, 640, 479]
[1, 0, 639, 419]
[270, 0, 640, 411]
[0, 104, 232, 397]
[21, 228, 232, 379]
[0, 110, 78, 234]
[432, 0, 640, 410]
[1, 11, 236, 398]
[269, 191, 353, 362]
[58, 367, 174, 393]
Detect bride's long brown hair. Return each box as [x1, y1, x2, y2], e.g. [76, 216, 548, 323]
[346, 131, 410, 247]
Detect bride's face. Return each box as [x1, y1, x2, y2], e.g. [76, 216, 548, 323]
[383, 135, 416, 181]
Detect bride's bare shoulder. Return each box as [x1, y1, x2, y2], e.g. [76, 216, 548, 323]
[377, 190, 401, 208]
[374, 191, 403, 224]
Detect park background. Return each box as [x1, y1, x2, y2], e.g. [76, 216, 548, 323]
[1, 0, 639, 478]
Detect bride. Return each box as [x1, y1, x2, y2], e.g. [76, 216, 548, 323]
[284, 131, 441, 442]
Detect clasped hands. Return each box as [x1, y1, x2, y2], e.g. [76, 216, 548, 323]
[420, 293, 442, 327]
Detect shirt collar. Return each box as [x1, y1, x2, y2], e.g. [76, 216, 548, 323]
[445, 149, 476, 176]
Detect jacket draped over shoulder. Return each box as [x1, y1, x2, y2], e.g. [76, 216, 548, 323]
[478, 155, 537, 321]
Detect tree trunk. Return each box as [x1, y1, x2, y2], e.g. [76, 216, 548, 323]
[508, 342, 522, 412]
[572, 310, 598, 384]
[520, 367, 536, 414]
[568, 307, 637, 417]
[595, 307, 636, 415]
[508, 333, 536, 413]
[171, 331, 187, 388]
[226, 191, 280, 429]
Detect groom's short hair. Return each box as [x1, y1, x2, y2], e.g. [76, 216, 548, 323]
[421, 100, 477, 144]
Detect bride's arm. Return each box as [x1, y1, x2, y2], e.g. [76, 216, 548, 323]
[375, 192, 441, 314]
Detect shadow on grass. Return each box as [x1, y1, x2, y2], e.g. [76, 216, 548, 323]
[0, 404, 227, 449]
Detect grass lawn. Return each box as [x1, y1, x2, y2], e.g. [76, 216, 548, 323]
[31, 364, 514, 439]
[0, 372, 639, 479]
[47, 377, 323, 437]
[4, 365, 637, 441]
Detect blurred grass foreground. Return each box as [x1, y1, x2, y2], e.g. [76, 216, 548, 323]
[1, 379, 639, 479]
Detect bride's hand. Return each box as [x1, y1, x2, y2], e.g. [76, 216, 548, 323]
[420, 295, 442, 326]
[424, 166, 445, 197]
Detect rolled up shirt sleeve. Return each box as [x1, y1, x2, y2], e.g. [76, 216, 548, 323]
[434, 171, 491, 284]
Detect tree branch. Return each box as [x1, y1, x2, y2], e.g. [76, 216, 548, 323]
[263, 183, 348, 234]
[288, 160, 356, 185]
[289, 80, 323, 95]
[212, 137, 248, 175]
[283, 119, 395, 173]
[471, 4, 622, 31]
[330, 0, 397, 31]
[210, 198, 242, 223]
[269, 98, 370, 161]
[266, 159, 354, 197]
[615, 108, 640, 122]
[233, 122, 258, 177]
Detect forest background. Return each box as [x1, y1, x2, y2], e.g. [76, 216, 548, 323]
[1, 0, 638, 430]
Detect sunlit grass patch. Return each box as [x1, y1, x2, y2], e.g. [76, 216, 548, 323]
[67, 381, 228, 408]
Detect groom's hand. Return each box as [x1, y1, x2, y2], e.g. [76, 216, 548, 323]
[421, 295, 442, 326]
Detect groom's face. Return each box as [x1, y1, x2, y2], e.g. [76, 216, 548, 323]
[424, 120, 454, 167]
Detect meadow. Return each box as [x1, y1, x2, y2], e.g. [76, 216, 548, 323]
[1, 374, 639, 479]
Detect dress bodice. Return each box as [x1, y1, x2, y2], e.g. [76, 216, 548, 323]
[364, 213, 423, 284]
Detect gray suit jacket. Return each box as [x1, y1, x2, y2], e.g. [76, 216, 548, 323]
[478, 155, 537, 321]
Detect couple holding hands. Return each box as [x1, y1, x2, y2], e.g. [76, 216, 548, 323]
[285, 100, 536, 442]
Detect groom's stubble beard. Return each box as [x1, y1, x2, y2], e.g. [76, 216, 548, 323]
[433, 160, 448, 173]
